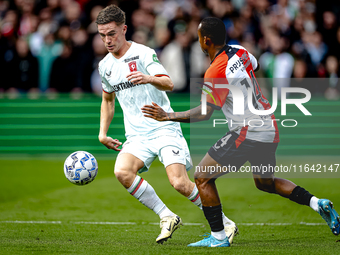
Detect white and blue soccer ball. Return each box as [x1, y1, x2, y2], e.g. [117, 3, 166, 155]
[64, 151, 98, 185]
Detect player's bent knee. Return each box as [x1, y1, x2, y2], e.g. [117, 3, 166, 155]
[170, 177, 189, 194]
[171, 180, 183, 193]
[114, 168, 134, 185]
[194, 175, 210, 189]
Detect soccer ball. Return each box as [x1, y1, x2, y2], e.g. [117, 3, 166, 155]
[64, 151, 98, 185]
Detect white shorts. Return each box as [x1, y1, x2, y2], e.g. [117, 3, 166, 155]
[118, 131, 192, 173]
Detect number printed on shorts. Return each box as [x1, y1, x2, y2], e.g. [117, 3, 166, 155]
[214, 134, 232, 150]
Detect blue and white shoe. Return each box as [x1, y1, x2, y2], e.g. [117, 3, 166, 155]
[188, 234, 230, 247]
[318, 199, 340, 235]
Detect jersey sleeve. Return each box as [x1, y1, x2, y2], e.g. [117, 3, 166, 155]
[248, 52, 258, 71]
[144, 49, 169, 77]
[98, 63, 114, 94]
[202, 62, 230, 110]
[203, 79, 230, 110]
[231, 44, 258, 71]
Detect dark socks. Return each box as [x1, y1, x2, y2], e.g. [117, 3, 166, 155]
[288, 186, 313, 206]
[202, 204, 224, 232]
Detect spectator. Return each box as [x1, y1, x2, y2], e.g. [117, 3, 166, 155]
[0, 0, 339, 101]
[161, 20, 208, 92]
[318, 11, 338, 56]
[49, 42, 77, 92]
[303, 31, 328, 66]
[13, 37, 39, 92]
[0, 10, 18, 92]
[160, 21, 191, 92]
[87, 5, 103, 35]
[35, 32, 63, 92]
[290, 59, 316, 94]
[90, 33, 107, 96]
[259, 29, 294, 96]
[71, 27, 94, 92]
[324, 55, 339, 100]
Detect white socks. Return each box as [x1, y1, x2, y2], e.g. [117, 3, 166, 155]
[211, 229, 227, 240]
[127, 177, 239, 226]
[187, 185, 202, 209]
[309, 196, 319, 212]
[127, 176, 174, 219]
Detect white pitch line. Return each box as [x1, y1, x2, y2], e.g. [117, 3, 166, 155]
[0, 221, 327, 226]
[0, 221, 62, 224]
[299, 222, 327, 226]
[238, 223, 292, 226]
[149, 222, 203, 226]
[74, 221, 136, 225]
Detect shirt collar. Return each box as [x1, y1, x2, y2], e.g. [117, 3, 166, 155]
[210, 44, 229, 64]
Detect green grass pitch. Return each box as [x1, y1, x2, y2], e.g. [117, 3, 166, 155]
[1, 156, 339, 254]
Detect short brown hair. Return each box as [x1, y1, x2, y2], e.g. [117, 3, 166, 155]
[96, 4, 126, 26]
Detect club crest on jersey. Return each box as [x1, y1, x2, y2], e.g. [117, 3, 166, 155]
[128, 61, 137, 72]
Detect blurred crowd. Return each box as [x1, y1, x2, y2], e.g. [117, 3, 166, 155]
[0, 0, 339, 99]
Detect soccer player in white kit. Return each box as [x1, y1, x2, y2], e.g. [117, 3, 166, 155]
[96, 5, 238, 244]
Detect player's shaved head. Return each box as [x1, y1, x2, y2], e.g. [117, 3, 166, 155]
[199, 17, 226, 46]
[96, 4, 125, 26]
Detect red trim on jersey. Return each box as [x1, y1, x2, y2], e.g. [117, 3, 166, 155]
[102, 89, 114, 94]
[235, 126, 249, 148]
[155, 74, 170, 77]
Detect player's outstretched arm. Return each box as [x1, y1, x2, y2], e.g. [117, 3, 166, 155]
[98, 91, 122, 151]
[141, 102, 214, 123]
[126, 71, 173, 91]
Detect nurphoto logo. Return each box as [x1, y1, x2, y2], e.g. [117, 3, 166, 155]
[201, 83, 311, 116]
[200, 82, 312, 128]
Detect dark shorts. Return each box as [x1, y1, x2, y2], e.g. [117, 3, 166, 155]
[208, 131, 278, 177]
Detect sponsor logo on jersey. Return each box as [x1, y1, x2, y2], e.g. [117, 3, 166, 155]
[172, 150, 180, 156]
[229, 59, 242, 73]
[124, 56, 139, 63]
[111, 81, 143, 92]
[106, 71, 111, 77]
[128, 61, 137, 72]
[229, 51, 250, 73]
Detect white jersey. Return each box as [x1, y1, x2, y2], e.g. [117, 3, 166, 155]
[204, 44, 279, 144]
[98, 42, 182, 139]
